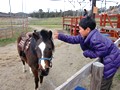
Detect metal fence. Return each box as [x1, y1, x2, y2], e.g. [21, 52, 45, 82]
[0, 16, 28, 39]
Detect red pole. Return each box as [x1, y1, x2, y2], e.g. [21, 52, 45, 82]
[117, 14, 120, 28]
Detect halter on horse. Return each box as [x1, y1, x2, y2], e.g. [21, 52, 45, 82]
[17, 29, 55, 89]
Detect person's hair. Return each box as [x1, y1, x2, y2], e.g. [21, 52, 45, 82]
[84, 9, 87, 11]
[79, 16, 96, 30]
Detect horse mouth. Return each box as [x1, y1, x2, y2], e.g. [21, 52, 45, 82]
[39, 68, 49, 76]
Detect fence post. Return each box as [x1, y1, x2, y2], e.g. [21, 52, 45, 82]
[90, 62, 104, 90]
[63, 17, 64, 30]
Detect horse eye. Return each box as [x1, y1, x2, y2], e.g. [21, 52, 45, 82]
[48, 48, 52, 51]
[35, 47, 39, 50]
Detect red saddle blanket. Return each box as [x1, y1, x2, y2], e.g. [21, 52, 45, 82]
[18, 35, 31, 52]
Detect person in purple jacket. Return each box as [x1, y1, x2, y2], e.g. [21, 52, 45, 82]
[54, 16, 120, 90]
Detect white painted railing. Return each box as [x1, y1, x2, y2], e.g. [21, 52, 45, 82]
[55, 38, 120, 90]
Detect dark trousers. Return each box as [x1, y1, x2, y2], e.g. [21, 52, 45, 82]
[100, 76, 114, 90]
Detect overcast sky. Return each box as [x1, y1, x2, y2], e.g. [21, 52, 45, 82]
[0, 0, 119, 13]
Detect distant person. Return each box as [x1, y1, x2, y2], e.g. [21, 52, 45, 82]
[54, 16, 120, 90]
[83, 9, 88, 16]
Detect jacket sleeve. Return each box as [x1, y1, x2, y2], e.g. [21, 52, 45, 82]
[83, 50, 97, 58]
[58, 33, 83, 44]
[83, 41, 108, 58]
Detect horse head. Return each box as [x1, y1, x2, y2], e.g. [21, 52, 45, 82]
[32, 29, 55, 77]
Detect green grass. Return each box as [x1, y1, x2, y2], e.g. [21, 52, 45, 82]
[0, 31, 19, 47]
[0, 38, 17, 46]
[29, 17, 62, 29]
[0, 27, 33, 47]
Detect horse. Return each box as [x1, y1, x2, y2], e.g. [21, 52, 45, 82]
[17, 29, 55, 90]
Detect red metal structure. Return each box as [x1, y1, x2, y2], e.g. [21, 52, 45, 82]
[63, 16, 83, 35]
[63, 14, 120, 41]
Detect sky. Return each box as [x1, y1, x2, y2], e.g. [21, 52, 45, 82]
[0, 0, 120, 13]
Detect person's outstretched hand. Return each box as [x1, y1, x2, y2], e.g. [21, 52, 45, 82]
[53, 32, 59, 39]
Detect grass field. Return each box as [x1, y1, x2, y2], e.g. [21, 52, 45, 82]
[29, 17, 63, 29]
[0, 17, 63, 46]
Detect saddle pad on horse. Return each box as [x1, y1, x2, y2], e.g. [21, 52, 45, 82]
[18, 33, 32, 51]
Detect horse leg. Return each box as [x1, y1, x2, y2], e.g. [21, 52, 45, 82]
[29, 67, 32, 74]
[32, 69, 39, 90]
[21, 59, 27, 72]
[40, 76, 44, 84]
[34, 76, 39, 90]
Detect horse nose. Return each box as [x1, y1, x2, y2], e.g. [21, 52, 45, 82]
[45, 65, 50, 69]
[38, 64, 49, 71]
[45, 62, 52, 68]
[41, 68, 49, 76]
[45, 68, 49, 71]
[45, 68, 49, 74]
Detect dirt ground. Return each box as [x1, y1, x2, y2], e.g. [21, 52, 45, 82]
[0, 26, 120, 90]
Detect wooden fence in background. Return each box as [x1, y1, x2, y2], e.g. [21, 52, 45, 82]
[0, 17, 28, 39]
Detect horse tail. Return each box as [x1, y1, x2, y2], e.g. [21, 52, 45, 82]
[17, 32, 26, 57]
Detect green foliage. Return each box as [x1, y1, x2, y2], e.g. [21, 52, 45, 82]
[29, 11, 63, 18]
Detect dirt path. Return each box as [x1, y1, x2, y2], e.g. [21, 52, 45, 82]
[0, 26, 120, 90]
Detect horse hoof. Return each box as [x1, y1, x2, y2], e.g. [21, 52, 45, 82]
[23, 69, 27, 73]
[35, 88, 38, 90]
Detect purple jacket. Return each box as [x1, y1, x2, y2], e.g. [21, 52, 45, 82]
[58, 29, 120, 79]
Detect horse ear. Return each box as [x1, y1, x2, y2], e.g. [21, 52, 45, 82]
[34, 30, 37, 32]
[49, 31, 52, 39]
[33, 32, 39, 40]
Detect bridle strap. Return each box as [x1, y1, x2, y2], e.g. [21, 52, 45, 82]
[38, 57, 52, 64]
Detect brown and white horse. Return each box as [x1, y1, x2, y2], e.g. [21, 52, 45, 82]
[17, 29, 55, 90]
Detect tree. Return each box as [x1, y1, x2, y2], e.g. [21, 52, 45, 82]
[39, 9, 43, 18]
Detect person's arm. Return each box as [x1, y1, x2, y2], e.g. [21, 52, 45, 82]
[58, 33, 83, 44]
[83, 42, 108, 58]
